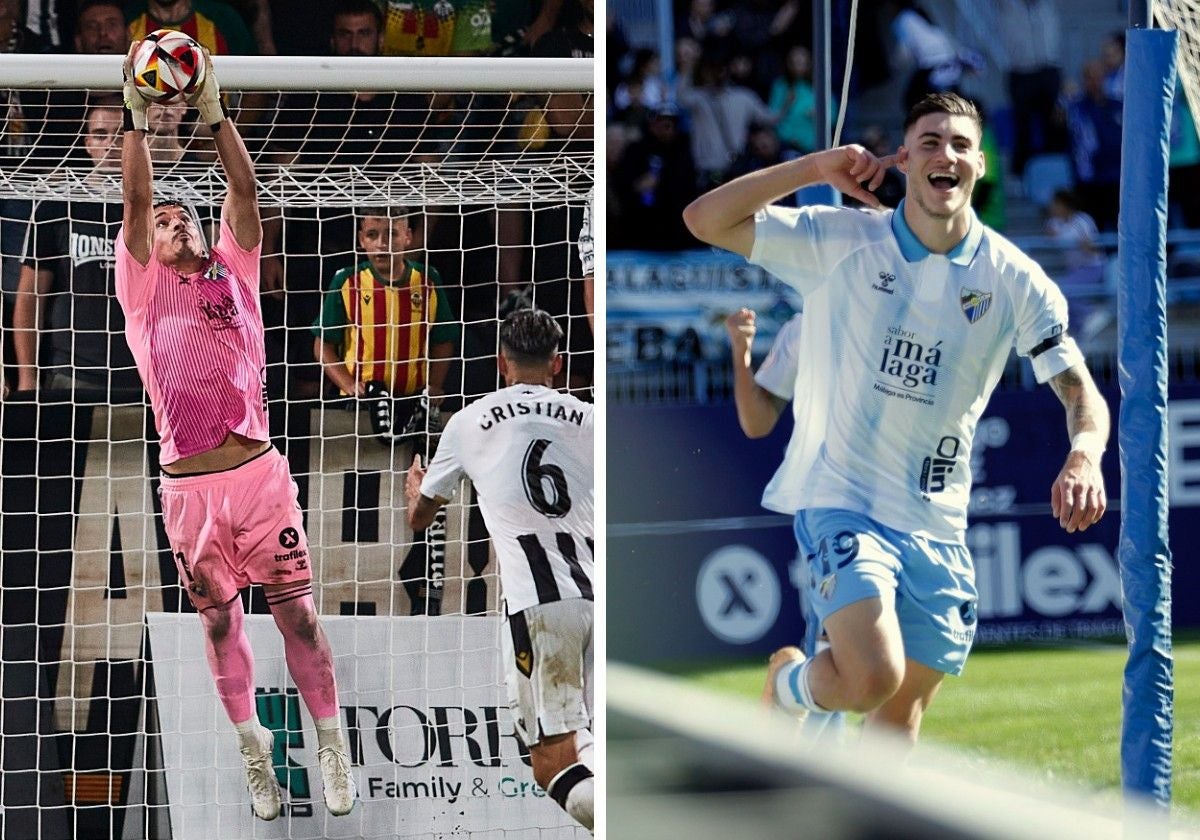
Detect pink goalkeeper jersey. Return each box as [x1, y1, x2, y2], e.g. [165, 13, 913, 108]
[115, 218, 268, 465]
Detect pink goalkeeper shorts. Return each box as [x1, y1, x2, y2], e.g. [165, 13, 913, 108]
[158, 447, 312, 610]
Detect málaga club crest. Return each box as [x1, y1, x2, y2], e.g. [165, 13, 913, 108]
[960, 287, 992, 324]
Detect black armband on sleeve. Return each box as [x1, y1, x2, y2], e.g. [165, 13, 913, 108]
[1029, 332, 1065, 359]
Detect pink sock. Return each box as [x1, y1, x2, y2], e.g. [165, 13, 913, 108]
[268, 587, 340, 721]
[199, 597, 256, 724]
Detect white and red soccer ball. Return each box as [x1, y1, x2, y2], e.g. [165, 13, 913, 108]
[130, 29, 206, 103]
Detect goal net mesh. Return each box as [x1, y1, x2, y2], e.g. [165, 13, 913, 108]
[1157, 0, 1200, 125]
[0, 57, 592, 840]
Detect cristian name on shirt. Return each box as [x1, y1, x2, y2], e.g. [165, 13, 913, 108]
[478, 399, 588, 430]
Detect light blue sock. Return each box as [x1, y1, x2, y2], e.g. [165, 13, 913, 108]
[775, 658, 829, 713]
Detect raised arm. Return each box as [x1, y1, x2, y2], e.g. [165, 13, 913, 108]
[726, 308, 787, 437]
[682, 145, 898, 258]
[121, 44, 153, 264]
[187, 50, 261, 251]
[1047, 363, 1110, 532]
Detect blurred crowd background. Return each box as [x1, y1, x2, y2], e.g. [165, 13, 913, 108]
[607, 0, 1200, 399]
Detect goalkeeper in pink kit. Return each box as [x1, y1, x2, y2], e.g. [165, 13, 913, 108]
[116, 43, 355, 820]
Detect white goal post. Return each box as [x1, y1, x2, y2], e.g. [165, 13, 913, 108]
[0, 54, 593, 91]
[0, 54, 593, 840]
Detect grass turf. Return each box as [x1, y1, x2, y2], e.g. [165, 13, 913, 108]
[662, 635, 1200, 812]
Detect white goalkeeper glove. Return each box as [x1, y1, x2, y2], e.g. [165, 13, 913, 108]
[185, 47, 226, 130]
[121, 43, 148, 132]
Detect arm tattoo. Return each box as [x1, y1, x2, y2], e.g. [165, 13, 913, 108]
[1049, 364, 1105, 437]
[1049, 366, 1085, 400]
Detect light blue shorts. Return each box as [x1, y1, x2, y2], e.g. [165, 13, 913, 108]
[794, 508, 978, 676]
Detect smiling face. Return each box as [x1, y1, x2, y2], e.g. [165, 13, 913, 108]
[899, 111, 985, 222]
[153, 204, 206, 266]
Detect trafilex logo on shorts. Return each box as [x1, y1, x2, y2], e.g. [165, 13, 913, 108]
[274, 527, 308, 568]
[874, 325, 943, 406]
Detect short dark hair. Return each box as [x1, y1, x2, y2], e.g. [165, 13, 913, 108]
[78, 0, 124, 16]
[902, 92, 983, 139]
[333, 0, 384, 29]
[356, 206, 413, 225]
[84, 92, 123, 113]
[150, 198, 203, 228]
[77, 0, 124, 15]
[499, 308, 563, 364]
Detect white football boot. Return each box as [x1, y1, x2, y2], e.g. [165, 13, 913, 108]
[318, 741, 358, 816]
[239, 724, 282, 821]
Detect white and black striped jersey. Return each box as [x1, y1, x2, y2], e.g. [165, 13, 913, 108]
[421, 383, 594, 614]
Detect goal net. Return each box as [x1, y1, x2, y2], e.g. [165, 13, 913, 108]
[1156, 1, 1200, 120]
[0, 55, 593, 840]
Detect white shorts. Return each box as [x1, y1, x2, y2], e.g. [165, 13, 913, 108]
[503, 598, 594, 746]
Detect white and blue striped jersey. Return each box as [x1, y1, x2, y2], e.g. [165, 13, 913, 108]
[420, 383, 594, 614]
[750, 201, 1082, 542]
[754, 313, 804, 400]
[752, 313, 827, 516]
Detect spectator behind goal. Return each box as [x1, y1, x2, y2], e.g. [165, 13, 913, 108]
[12, 98, 193, 401]
[311, 206, 458, 410]
[125, 0, 257, 55]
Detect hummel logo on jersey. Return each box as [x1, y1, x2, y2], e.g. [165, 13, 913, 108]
[919, 435, 961, 497]
[961, 287, 992, 323]
[872, 271, 897, 295]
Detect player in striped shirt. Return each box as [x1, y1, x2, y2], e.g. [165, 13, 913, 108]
[685, 93, 1110, 745]
[312, 206, 458, 403]
[115, 45, 355, 820]
[405, 309, 594, 831]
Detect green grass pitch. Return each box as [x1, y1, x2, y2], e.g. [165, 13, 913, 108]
[661, 635, 1200, 812]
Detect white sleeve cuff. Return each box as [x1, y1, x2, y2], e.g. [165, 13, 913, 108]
[1030, 334, 1085, 384]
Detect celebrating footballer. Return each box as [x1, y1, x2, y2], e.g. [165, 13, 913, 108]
[684, 92, 1109, 743]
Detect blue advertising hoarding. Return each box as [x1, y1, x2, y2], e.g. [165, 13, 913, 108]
[607, 250, 804, 368]
[609, 384, 1200, 664]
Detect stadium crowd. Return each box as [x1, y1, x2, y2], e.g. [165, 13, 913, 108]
[607, 0, 1200, 256]
[0, 0, 596, 412]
